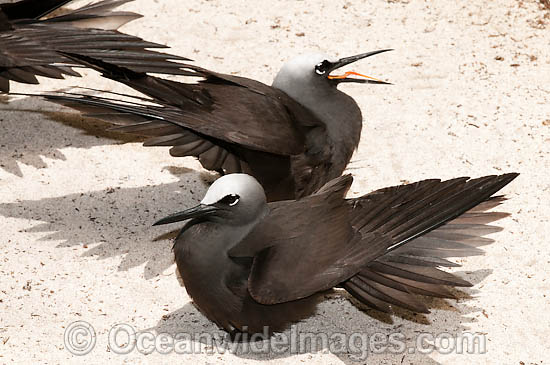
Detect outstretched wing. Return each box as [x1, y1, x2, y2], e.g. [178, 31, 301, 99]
[0, 0, 187, 92]
[229, 175, 394, 305]
[343, 173, 518, 314]
[36, 52, 329, 196]
[237, 173, 517, 307]
[41, 52, 322, 156]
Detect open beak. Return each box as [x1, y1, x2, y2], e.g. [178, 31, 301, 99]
[327, 49, 393, 84]
[153, 204, 218, 226]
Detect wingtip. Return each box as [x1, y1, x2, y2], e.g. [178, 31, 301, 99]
[503, 172, 520, 181]
[454, 278, 474, 288]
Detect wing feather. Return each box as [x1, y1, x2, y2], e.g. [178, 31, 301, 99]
[344, 177, 517, 314]
[240, 174, 517, 308]
[0, 0, 186, 92]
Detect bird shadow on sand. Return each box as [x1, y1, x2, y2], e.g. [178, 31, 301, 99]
[0, 95, 140, 176]
[146, 272, 491, 364]
[0, 150, 494, 362]
[0, 168, 217, 278]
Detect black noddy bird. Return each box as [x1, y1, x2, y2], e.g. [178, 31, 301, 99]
[153, 172, 518, 335]
[0, 0, 190, 92]
[38, 47, 391, 201]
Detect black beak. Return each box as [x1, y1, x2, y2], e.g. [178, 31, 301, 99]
[153, 204, 218, 226]
[326, 49, 393, 85]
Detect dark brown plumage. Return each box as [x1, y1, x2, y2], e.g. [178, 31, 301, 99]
[0, 0, 189, 92]
[153, 172, 518, 335]
[37, 50, 391, 201]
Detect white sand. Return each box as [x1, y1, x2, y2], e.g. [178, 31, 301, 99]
[1, 0, 549, 363]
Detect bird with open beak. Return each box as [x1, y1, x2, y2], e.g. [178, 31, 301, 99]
[154, 172, 517, 336]
[36, 48, 392, 201]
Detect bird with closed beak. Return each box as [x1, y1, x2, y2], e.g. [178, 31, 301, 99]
[154, 172, 518, 336]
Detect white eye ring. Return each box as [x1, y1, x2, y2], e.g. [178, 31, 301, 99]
[315, 63, 326, 75]
[218, 193, 240, 206]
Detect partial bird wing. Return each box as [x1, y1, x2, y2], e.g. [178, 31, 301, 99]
[235, 173, 517, 306]
[0, 0, 70, 22]
[229, 175, 395, 305]
[0, 0, 187, 92]
[342, 173, 518, 314]
[37, 52, 327, 169]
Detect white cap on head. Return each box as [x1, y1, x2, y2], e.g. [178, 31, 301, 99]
[201, 173, 266, 206]
[272, 53, 333, 92]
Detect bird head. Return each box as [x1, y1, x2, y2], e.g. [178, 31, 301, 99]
[272, 49, 392, 94]
[153, 174, 268, 227]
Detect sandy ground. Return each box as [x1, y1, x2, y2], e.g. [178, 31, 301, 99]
[1, 0, 549, 363]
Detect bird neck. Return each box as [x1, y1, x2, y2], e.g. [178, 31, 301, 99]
[175, 209, 267, 263]
[294, 87, 363, 172]
[173, 222, 253, 330]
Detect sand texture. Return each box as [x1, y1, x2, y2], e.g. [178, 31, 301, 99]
[1, 0, 549, 363]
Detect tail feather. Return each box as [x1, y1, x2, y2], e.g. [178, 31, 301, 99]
[366, 272, 457, 298]
[345, 280, 393, 313]
[348, 275, 430, 313]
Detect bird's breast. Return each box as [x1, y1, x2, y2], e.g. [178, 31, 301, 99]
[315, 91, 363, 174]
[173, 224, 250, 330]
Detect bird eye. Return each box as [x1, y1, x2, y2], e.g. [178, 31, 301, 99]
[315, 60, 329, 75]
[218, 194, 240, 206]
